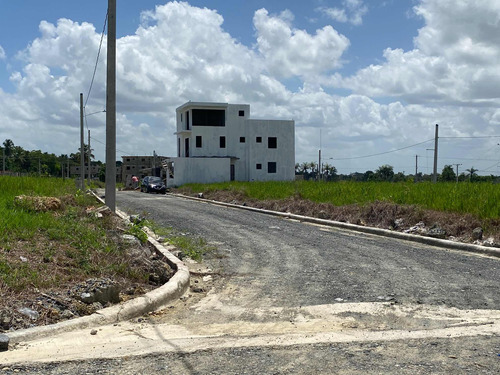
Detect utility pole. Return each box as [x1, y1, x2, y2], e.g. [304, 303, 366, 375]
[38, 158, 41, 176]
[432, 124, 439, 183]
[105, 0, 117, 212]
[414, 155, 418, 183]
[453, 163, 462, 183]
[80, 93, 85, 190]
[318, 149, 321, 181]
[87, 129, 91, 186]
[2, 148, 5, 173]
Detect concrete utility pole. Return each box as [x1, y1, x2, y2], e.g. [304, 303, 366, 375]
[105, 0, 117, 212]
[318, 149, 322, 181]
[87, 129, 91, 186]
[432, 124, 439, 183]
[454, 163, 462, 183]
[414, 155, 418, 183]
[80, 93, 85, 190]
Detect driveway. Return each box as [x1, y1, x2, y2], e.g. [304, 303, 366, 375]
[3, 191, 499, 374]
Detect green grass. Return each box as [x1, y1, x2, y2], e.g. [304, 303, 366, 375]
[180, 180, 500, 220]
[147, 222, 215, 262]
[0, 176, 148, 291]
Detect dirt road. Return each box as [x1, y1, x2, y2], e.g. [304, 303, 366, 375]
[2, 192, 499, 374]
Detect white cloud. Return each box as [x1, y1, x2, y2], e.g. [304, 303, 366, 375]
[318, 0, 368, 26]
[0, 45, 5, 60]
[334, 0, 500, 106]
[253, 8, 350, 78]
[1, 0, 499, 174]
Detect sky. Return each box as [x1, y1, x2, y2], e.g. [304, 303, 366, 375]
[1, 0, 500, 176]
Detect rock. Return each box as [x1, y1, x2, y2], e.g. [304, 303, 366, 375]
[90, 329, 98, 335]
[1, 315, 11, 330]
[74, 279, 121, 305]
[404, 221, 426, 234]
[472, 227, 483, 241]
[61, 310, 74, 319]
[19, 256, 28, 263]
[427, 226, 446, 239]
[0, 333, 9, 352]
[202, 275, 213, 282]
[317, 210, 329, 219]
[121, 234, 141, 246]
[17, 307, 39, 320]
[191, 287, 205, 293]
[197, 193, 204, 198]
[393, 218, 404, 229]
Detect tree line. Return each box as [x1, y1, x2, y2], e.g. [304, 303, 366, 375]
[295, 162, 498, 183]
[1, 139, 99, 177]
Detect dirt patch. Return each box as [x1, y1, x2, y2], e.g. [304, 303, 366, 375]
[176, 189, 500, 246]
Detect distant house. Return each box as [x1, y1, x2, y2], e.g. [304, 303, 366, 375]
[122, 155, 165, 187]
[164, 102, 295, 187]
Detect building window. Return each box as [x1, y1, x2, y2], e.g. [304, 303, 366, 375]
[126, 166, 130, 170]
[220, 136, 226, 148]
[142, 158, 145, 162]
[240, 137, 245, 143]
[196, 136, 202, 148]
[192, 109, 225, 127]
[256, 136, 262, 143]
[256, 163, 262, 170]
[126, 158, 130, 162]
[268, 162, 277, 173]
[268, 137, 277, 149]
[239, 110, 245, 117]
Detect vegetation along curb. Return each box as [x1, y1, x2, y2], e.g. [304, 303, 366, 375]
[171, 193, 500, 259]
[6, 192, 190, 345]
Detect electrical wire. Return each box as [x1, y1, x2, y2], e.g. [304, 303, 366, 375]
[84, 10, 108, 109]
[327, 138, 434, 161]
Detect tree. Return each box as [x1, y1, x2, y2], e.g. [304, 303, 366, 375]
[363, 170, 375, 181]
[375, 165, 394, 181]
[466, 167, 478, 182]
[440, 165, 456, 182]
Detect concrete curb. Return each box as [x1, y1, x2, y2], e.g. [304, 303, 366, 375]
[6, 192, 190, 344]
[169, 193, 500, 259]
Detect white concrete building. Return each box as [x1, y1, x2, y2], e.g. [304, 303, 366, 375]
[165, 102, 295, 187]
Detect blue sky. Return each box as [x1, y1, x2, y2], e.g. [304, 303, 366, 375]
[1, 0, 499, 175]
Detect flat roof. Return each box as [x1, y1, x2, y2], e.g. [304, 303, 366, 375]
[176, 101, 229, 111]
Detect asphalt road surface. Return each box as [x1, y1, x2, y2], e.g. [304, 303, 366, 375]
[3, 191, 499, 374]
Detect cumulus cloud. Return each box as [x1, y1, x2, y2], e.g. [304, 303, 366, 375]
[334, 0, 500, 106]
[253, 8, 350, 78]
[1, 0, 499, 173]
[318, 0, 368, 26]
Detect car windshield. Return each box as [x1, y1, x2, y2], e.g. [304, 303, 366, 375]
[149, 177, 162, 184]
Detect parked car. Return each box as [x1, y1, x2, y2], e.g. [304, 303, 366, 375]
[141, 176, 166, 194]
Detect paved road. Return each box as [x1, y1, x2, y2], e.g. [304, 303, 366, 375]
[3, 191, 500, 374]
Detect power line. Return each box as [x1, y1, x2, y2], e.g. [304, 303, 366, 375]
[327, 138, 434, 161]
[90, 135, 135, 157]
[440, 135, 500, 139]
[84, 10, 108, 108]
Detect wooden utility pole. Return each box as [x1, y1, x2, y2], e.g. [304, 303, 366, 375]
[80, 93, 85, 190]
[432, 124, 439, 183]
[105, 0, 117, 212]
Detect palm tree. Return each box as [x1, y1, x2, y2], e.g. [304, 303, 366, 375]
[466, 167, 478, 182]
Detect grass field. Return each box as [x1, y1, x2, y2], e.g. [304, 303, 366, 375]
[0, 176, 147, 292]
[180, 180, 500, 220]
